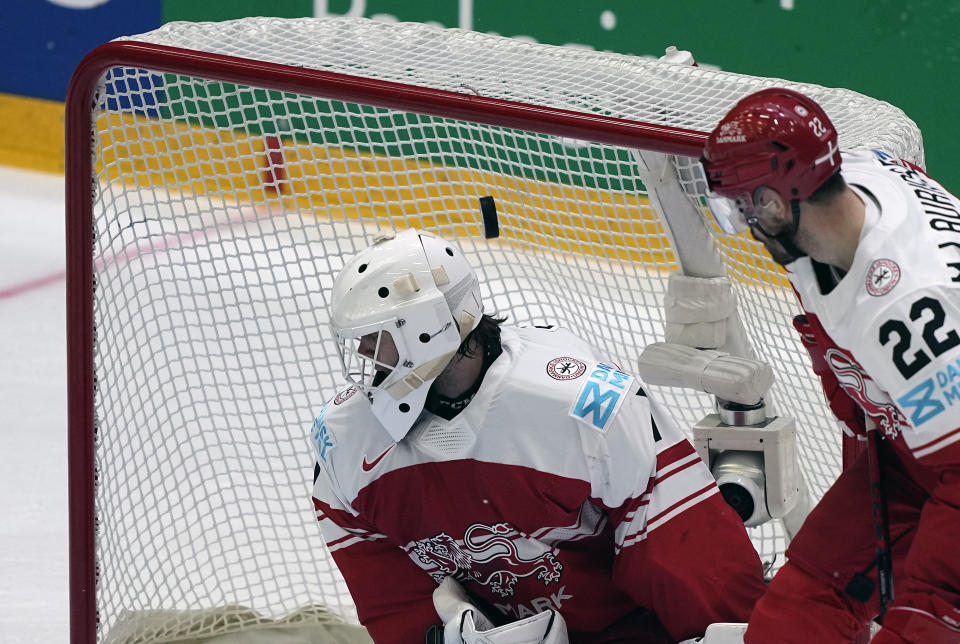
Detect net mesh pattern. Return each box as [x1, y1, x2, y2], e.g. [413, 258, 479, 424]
[122, 17, 923, 165]
[73, 17, 925, 642]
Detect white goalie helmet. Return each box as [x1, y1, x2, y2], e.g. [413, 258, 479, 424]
[330, 229, 484, 441]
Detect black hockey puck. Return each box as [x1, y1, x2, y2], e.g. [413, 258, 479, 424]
[479, 195, 499, 239]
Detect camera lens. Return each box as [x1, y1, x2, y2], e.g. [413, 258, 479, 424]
[719, 482, 756, 522]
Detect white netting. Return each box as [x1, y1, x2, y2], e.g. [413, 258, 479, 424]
[120, 17, 922, 164]
[69, 16, 924, 643]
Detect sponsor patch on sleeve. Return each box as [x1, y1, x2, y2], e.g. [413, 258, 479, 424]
[310, 404, 335, 463]
[895, 356, 960, 443]
[569, 362, 634, 432]
[333, 385, 360, 405]
[865, 259, 900, 296]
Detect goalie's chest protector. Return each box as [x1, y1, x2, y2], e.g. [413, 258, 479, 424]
[789, 150, 960, 457]
[318, 326, 652, 530]
[313, 327, 659, 605]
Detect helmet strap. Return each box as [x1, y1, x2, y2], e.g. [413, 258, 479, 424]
[458, 311, 477, 342]
[778, 199, 808, 260]
[385, 350, 458, 399]
[425, 331, 503, 421]
[751, 199, 807, 263]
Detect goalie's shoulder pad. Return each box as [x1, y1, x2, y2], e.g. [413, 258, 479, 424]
[310, 383, 406, 509]
[567, 361, 638, 433]
[309, 384, 378, 469]
[505, 326, 598, 394]
[505, 327, 639, 433]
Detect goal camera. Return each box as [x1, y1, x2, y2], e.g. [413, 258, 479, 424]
[638, 342, 803, 527]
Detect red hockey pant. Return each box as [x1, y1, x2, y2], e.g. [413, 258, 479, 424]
[745, 446, 924, 643]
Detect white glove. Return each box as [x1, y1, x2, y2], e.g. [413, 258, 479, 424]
[636, 342, 773, 405]
[664, 273, 736, 350]
[432, 576, 569, 644]
[678, 623, 747, 644]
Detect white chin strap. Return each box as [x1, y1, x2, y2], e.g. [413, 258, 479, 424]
[385, 350, 457, 399]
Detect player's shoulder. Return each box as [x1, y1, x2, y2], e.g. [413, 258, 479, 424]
[309, 384, 388, 473]
[843, 149, 926, 207]
[842, 148, 923, 182]
[501, 325, 602, 392]
[500, 326, 644, 434]
[843, 153, 960, 298]
[314, 383, 368, 432]
[842, 150, 912, 219]
[858, 239, 960, 307]
[846, 149, 960, 233]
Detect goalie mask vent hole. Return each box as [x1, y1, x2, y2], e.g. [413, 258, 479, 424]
[445, 247, 454, 256]
[399, 403, 410, 413]
[358, 263, 368, 273]
[419, 333, 430, 343]
[378, 287, 389, 298]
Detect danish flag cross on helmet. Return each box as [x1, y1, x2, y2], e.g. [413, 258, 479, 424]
[701, 87, 840, 225]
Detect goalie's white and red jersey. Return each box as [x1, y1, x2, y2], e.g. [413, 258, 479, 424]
[310, 326, 764, 643]
[788, 149, 960, 468]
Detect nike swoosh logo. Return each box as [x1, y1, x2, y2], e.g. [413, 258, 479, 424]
[362, 445, 395, 472]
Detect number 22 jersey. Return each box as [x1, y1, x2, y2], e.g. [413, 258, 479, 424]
[788, 149, 960, 467]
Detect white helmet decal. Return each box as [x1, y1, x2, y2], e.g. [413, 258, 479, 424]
[330, 229, 483, 441]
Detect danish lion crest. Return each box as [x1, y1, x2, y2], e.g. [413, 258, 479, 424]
[825, 348, 906, 437]
[410, 522, 562, 597]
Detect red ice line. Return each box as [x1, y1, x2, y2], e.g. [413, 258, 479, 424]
[0, 202, 275, 301]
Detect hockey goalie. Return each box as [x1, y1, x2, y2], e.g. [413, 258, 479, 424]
[309, 229, 765, 643]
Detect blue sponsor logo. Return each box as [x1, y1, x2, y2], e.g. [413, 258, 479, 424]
[570, 363, 632, 432]
[897, 357, 960, 427]
[311, 405, 334, 462]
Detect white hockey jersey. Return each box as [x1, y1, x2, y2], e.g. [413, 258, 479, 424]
[310, 326, 764, 644]
[788, 149, 960, 466]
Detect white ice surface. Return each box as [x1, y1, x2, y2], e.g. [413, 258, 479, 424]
[0, 165, 69, 643]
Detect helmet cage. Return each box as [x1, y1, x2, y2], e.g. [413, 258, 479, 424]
[336, 318, 405, 393]
[332, 287, 460, 397]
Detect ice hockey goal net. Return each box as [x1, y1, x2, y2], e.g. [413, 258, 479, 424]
[66, 16, 924, 644]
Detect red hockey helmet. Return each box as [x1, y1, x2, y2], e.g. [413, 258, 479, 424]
[701, 88, 840, 233]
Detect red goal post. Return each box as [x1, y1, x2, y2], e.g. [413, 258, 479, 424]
[65, 17, 923, 644]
